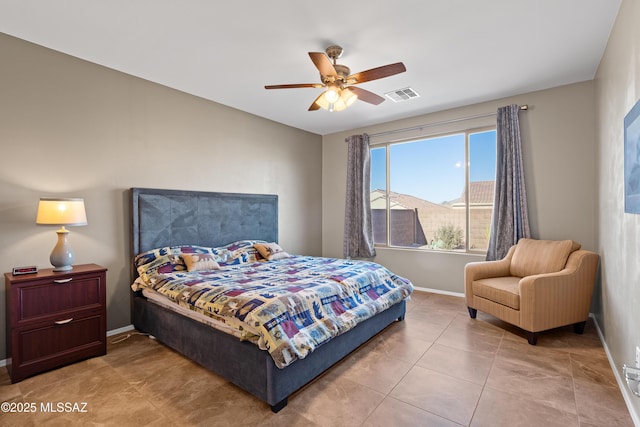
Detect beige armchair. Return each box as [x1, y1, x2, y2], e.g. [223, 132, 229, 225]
[464, 238, 599, 345]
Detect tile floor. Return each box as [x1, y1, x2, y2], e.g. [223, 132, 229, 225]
[0, 291, 635, 426]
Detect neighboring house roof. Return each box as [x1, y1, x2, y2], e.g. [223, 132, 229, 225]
[371, 189, 450, 210]
[448, 181, 495, 206]
[372, 181, 495, 210]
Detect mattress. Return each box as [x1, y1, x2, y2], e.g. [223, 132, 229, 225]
[141, 287, 265, 348]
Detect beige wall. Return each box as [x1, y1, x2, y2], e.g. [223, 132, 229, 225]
[0, 34, 323, 359]
[322, 81, 597, 293]
[594, 0, 640, 418]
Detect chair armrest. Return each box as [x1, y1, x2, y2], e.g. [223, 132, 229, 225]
[519, 250, 599, 331]
[464, 245, 516, 304]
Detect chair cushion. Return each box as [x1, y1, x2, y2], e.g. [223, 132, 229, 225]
[472, 276, 521, 310]
[509, 238, 575, 278]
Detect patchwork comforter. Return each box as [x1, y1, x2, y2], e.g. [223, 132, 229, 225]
[132, 255, 413, 368]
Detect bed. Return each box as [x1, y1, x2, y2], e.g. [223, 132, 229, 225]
[130, 187, 413, 412]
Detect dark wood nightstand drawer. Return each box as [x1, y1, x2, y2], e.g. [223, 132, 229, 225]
[13, 313, 106, 380]
[16, 274, 103, 322]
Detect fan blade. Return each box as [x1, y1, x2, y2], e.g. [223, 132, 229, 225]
[348, 86, 385, 105]
[265, 83, 324, 89]
[347, 62, 406, 84]
[308, 93, 324, 111]
[309, 52, 337, 78]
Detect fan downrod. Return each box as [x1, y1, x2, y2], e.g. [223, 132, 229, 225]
[325, 45, 344, 63]
[324, 45, 350, 80]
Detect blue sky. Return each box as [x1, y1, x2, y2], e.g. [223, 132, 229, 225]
[371, 130, 496, 204]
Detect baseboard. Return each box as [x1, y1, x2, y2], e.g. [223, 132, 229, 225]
[106, 324, 135, 337]
[413, 286, 464, 298]
[0, 324, 136, 368]
[591, 313, 640, 426]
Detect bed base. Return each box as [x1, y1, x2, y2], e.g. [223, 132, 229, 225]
[132, 293, 406, 412]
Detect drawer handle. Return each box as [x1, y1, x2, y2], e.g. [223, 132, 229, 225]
[54, 318, 73, 325]
[53, 278, 73, 284]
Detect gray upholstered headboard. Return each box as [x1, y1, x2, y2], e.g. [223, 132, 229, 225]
[131, 187, 278, 257]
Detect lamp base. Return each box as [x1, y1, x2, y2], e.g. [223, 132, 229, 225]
[50, 227, 75, 272]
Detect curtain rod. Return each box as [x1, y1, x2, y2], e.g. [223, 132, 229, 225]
[367, 104, 528, 139]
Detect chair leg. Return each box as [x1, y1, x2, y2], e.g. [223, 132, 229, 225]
[527, 331, 538, 345]
[573, 321, 586, 335]
[467, 307, 477, 319]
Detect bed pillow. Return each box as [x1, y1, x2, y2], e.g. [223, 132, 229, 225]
[135, 245, 214, 282]
[135, 245, 214, 267]
[215, 240, 267, 265]
[220, 239, 267, 251]
[182, 253, 220, 272]
[136, 254, 186, 283]
[218, 246, 265, 266]
[254, 242, 290, 261]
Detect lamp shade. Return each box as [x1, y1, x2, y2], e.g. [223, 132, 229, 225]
[36, 198, 87, 226]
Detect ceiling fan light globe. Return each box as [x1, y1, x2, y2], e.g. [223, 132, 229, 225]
[324, 87, 340, 103]
[315, 95, 330, 110]
[332, 98, 347, 112]
[341, 88, 358, 107]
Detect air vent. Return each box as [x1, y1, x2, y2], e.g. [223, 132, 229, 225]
[385, 87, 420, 103]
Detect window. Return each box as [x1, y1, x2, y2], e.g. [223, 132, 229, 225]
[370, 128, 497, 253]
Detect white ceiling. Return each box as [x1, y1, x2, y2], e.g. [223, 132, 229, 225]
[0, 0, 621, 135]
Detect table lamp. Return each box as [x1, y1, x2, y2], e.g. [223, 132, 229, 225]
[36, 197, 87, 271]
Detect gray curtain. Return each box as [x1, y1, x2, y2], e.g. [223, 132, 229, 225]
[486, 105, 531, 260]
[344, 133, 376, 259]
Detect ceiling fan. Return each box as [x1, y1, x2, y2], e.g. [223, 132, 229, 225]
[265, 45, 406, 112]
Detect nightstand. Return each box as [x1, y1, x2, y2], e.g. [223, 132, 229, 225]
[4, 263, 107, 383]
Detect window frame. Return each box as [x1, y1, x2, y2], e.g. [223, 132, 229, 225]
[370, 124, 497, 255]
